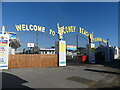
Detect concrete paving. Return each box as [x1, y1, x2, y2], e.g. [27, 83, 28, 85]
[2, 63, 120, 89]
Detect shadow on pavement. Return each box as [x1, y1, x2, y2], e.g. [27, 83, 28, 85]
[95, 86, 120, 90]
[84, 69, 120, 75]
[101, 59, 120, 69]
[97, 59, 120, 69]
[2, 72, 34, 89]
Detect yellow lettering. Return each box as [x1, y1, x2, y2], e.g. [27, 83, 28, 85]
[42, 27, 45, 32]
[99, 38, 101, 41]
[97, 38, 99, 41]
[79, 27, 82, 33]
[49, 29, 52, 34]
[15, 25, 21, 31]
[73, 26, 76, 32]
[67, 26, 71, 32]
[83, 30, 87, 36]
[103, 39, 107, 43]
[71, 26, 74, 32]
[26, 25, 29, 31]
[52, 31, 55, 36]
[49, 29, 55, 36]
[79, 27, 90, 37]
[85, 31, 89, 37]
[29, 25, 33, 31]
[38, 26, 42, 31]
[64, 27, 69, 33]
[94, 38, 97, 41]
[82, 28, 84, 34]
[22, 24, 25, 31]
[94, 38, 106, 42]
[33, 25, 37, 31]
[63, 31, 66, 34]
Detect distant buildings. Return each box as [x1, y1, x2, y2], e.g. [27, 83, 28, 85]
[39, 48, 55, 54]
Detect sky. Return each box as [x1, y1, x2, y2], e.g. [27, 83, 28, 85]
[2, 2, 118, 50]
[0, 2, 2, 29]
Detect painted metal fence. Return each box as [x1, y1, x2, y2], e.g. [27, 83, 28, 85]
[8, 54, 58, 68]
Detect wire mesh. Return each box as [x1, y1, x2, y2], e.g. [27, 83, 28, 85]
[16, 31, 58, 51]
[63, 33, 88, 48]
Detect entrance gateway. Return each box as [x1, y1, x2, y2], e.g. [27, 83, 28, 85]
[0, 23, 108, 69]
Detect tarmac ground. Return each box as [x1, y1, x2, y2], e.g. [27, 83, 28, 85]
[2, 60, 120, 89]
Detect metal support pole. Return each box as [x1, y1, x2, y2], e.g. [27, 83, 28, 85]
[107, 39, 109, 46]
[36, 32, 38, 53]
[36, 32, 38, 47]
[76, 35, 78, 49]
[76, 35, 78, 63]
[99, 41, 101, 46]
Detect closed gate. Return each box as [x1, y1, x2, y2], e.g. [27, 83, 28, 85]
[64, 34, 88, 65]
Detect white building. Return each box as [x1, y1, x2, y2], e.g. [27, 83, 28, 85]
[39, 48, 55, 54]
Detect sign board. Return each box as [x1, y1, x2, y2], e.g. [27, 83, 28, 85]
[8, 32, 16, 39]
[59, 41, 66, 66]
[15, 24, 108, 44]
[27, 43, 34, 47]
[15, 24, 45, 32]
[0, 34, 9, 69]
[90, 43, 95, 63]
[0, 32, 16, 39]
[93, 38, 107, 43]
[67, 45, 76, 51]
[91, 44, 95, 52]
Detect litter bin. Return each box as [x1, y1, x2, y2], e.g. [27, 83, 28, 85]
[81, 55, 87, 62]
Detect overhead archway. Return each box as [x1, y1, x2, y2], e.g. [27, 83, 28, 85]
[0, 23, 109, 68]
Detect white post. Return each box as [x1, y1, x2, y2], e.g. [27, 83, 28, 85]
[86, 43, 95, 63]
[55, 40, 66, 66]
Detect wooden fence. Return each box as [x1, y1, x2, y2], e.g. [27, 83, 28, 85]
[8, 54, 58, 68]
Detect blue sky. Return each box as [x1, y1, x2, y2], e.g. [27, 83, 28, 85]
[2, 2, 118, 50]
[0, 2, 2, 28]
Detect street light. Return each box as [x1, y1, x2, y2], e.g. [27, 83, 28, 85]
[1, 26, 5, 34]
[107, 39, 109, 46]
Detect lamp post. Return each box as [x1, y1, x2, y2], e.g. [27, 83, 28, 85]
[36, 32, 38, 47]
[107, 39, 109, 46]
[36, 32, 39, 53]
[76, 35, 78, 63]
[2, 26, 5, 34]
